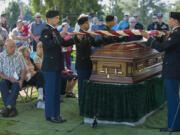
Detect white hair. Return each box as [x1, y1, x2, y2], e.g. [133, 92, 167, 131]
[129, 17, 136, 23]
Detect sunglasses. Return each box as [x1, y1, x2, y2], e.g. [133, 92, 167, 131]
[36, 16, 41, 18]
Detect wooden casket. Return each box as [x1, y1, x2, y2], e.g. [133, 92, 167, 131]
[90, 41, 163, 84]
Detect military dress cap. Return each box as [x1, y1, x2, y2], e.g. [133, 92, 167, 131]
[170, 12, 180, 20]
[46, 10, 59, 18]
[77, 14, 89, 25]
[1, 13, 6, 17]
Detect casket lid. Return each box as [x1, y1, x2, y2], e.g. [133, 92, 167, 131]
[91, 40, 159, 60]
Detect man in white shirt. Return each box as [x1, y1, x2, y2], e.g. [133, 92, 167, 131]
[0, 39, 26, 117]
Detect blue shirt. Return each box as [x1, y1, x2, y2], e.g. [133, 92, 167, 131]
[57, 25, 73, 32]
[118, 20, 129, 30]
[94, 24, 106, 41]
[30, 21, 46, 37]
[112, 24, 119, 31]
[95, 24, 106, 31]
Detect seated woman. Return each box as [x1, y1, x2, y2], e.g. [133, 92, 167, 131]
[18, 46, 45, 109]
[126, 17, 142, 41]
[34, 42, 43, 70]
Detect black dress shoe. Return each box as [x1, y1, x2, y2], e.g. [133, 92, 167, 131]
[46, 117, 66, 123]
[2, 108, 11, 117]
[160, 128, 180, 132]
[160, 128, 169, 132]
[55, 116, 67, 123]
[8, 108, 18, 117]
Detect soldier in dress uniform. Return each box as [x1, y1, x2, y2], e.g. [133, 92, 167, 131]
[104, 15, 128, 43]
[74, 14, 104, 105]
[74, 14, 127, 105]
[40, 10, 75, 123]
[141, 12, 180, 132]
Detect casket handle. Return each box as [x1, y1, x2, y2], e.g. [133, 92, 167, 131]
[105, 68, 108, 74]
[100, 68, 108, 74]
[115, 68, 117, 74]
[118, 72, 122, 75]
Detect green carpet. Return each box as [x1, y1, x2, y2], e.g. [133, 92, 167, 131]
[0, 97, 179, 135]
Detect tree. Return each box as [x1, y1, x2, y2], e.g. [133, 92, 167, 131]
[3, 1, 20, 29]
[24, 5, 35, 22]
[29, 0, 102, 25]
[108, 0, 124, 21]
[106, 0, 169, 29]
[172, 1, 180, 12]
[138, 0, 168, 28]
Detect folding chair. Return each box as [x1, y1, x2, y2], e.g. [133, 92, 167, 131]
[19, 86, 37, 108]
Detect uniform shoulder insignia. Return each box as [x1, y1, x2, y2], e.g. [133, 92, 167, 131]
[45, 26, 49, 29]
[168, 37, 171, 41]
[44, 35, 48, 38]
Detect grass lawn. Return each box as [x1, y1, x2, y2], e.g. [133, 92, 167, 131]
[0, 85, 178, 135]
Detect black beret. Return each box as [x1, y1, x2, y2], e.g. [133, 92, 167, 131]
[170, 12, 180, 20]
[77, 14, 89, 25]
[1, 13, 6, 17]
[46, 10, 59, 18]
[106, 15, 114, 22]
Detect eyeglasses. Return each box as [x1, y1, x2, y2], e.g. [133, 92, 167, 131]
[36, 16, 41, 18]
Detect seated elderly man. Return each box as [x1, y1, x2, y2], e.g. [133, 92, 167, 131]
[0, 39, 26, 117]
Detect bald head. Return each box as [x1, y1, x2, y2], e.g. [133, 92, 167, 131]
[5, 39, 16, 56]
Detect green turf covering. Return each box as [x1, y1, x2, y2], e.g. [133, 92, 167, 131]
[0, 97, 179, 135]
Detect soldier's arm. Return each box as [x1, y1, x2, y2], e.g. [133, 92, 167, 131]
[101, 36, 128, 45]
[61, 37, 76, 47]
[146, 32, 180, 52]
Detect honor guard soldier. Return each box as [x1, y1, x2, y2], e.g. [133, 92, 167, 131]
[141, 12, 180, 132]
[75, 14, 127, 105]
[104, 15, 128, 43]
[40, 10, 75, 123]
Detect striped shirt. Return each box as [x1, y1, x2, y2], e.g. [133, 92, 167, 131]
[0, 51, 26, 79]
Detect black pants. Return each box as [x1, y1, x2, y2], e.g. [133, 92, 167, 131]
[23, 71, 44, 88]
[61, 77, 67, 95]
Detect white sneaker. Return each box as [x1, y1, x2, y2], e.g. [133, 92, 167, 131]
[37, 88, 44, 101]
[37, 101, 45, 109]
